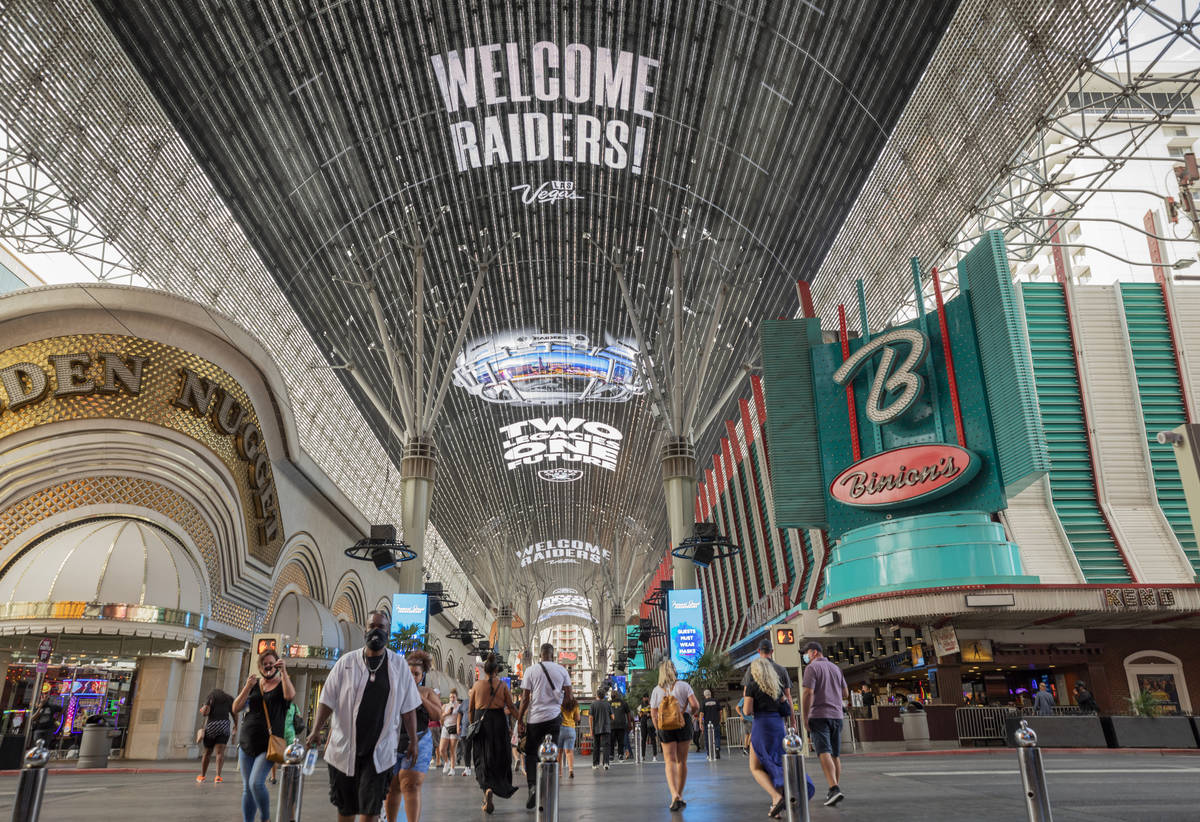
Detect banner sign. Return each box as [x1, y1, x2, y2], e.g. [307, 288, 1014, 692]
[930, 625, 959, 658]
[666, 588, 704, 675]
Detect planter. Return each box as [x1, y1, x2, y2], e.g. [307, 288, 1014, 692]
[1002, 715, 1108, 748]
[1107, 716, 1199, 749]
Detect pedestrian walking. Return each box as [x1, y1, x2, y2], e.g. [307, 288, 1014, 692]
[29, 699, 61, 748]
[232, 649, 295, 822]
[1074, 681, 1100, 713]
[469, 653, 519, 814]
[304, 610, 422, 822]
[589, 689, 612, 770]
[700, 689, 723, 759]
[557, 693, 580, 778]
[1033, 681, 1055, 716]
[517, 643, 572, 810]
[385, 649, 444, 822]
[196, 688, 236, 783]
[439, 689, 462, 775]
[650, 659, 700, 812]
[744, 656, 794, 818]
[638, 695, 658, 762]
[799, 640, 848, 808]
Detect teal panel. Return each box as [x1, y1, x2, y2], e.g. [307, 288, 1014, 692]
[818, 511, 1037, 604]
[1119, 283, 1200, 574]
[960, 231, 1050, 493]
[811, 296, 1006, 539]
[761, 318, 827, 528]
[1021, 283, 1130, 582]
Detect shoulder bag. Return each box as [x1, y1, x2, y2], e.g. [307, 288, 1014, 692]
[260, 683, 288, 764]
[538, 661, 563, 694]
[461, 678, 494, 742]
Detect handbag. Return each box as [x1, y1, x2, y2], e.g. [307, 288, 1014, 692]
[260, 683, 287, 764]
[461, 677, 496, 742]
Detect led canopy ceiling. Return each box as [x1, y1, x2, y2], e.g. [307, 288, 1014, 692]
[94, 0, 961, 602]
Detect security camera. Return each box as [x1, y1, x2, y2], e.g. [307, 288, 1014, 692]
[1157, 431, 1185, 445]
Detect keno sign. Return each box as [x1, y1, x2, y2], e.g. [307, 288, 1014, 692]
[829, 443, 980, 509]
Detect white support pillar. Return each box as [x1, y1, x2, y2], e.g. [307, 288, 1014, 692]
[400, 435, 437, 594]
[220, 646, 246, 696]
[662, 436, 698, 589]
[495, 604, 513, 667]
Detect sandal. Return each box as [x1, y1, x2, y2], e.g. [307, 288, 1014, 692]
[768, 798, 785, 818]
[485, 789, 494, 814]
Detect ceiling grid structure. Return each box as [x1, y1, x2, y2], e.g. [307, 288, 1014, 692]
[807, 0, 1128, 330]
[67, 0, 959, 605]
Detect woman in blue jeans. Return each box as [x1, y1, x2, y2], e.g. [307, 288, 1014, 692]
[231, 650, 295, 822]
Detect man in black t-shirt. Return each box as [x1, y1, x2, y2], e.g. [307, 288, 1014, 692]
[700, 690, 723, 759]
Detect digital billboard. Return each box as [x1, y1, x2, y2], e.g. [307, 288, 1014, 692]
[391, 593, 430, 651]
[666, 588, 704, 675]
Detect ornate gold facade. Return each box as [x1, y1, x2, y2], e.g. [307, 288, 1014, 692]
[0, 334, 284, 567]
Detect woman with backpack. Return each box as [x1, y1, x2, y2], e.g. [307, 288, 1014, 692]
[650, 659, 701, 811]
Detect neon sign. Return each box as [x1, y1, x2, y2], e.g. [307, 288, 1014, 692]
[832, 328, 928, 424]
[829, 443, 980, 508]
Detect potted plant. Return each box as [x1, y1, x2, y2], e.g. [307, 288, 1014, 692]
[1107, 689, 1198, 748]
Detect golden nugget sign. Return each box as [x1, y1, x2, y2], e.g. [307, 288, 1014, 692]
[0, 341, 281, 547]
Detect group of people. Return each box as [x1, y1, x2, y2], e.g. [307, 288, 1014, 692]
[186, 616, 855, 821]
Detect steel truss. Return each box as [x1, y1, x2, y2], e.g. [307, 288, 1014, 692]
[862, 1, 1200, 327]
[0, 130, 143, 284]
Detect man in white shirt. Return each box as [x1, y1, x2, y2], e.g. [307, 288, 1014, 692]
[306, 610, 422, 822]
[517, 643, 572, 810]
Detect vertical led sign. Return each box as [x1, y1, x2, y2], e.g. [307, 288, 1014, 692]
[667, 588, 705, 675]
[391, 593, 430, 650]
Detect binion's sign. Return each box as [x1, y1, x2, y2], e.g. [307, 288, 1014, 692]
[830, 443, 980, 508]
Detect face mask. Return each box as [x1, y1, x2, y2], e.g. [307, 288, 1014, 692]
[261, 664, 278, 679]
[365, 627, 388, 651]
[802, 652, 812, 665]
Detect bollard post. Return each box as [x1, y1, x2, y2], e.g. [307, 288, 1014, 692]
[275, 741, 306, 822]
[535, 737, 559, 822]
[11, 739, 51, 822]
[633, 723, 643, 764]
[1015, 720, 1053, 822]
[782, 729, 811, 822]
[706, 721, 717, 761]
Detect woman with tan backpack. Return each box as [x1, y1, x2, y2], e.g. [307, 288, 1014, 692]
[649, 659, 701, 811]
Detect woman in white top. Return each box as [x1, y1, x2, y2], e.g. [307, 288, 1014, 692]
[440, 689, 462, 775]
[649, 659, 701, 811]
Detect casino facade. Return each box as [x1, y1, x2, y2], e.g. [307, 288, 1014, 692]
[0, 284, 482, 758]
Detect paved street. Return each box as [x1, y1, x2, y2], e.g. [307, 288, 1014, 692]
[3, 749, 1199, 821]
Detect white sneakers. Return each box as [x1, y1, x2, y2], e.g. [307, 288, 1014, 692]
[462, 767, 472, 777]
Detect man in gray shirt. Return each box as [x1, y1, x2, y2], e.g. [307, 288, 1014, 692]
[1033, 682, 1055, 716]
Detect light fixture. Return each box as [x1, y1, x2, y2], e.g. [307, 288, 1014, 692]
[344, 524, 415, 571]
[672, 521, 741, 568]
[1172, 257, 1195, 269]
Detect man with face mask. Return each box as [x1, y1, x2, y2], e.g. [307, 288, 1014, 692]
[306, 610, 422, 822]
[800, 640, 849, 808]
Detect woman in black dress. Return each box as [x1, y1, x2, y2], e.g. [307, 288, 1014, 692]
[469, 653, 518, 814]
[197, 688, 236, 783]
[231, 650, 294, 822]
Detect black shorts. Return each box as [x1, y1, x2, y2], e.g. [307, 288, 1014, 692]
[202, 733, 229, 749]
[657, 725, 692, 744]
[328, 757, 391, 816]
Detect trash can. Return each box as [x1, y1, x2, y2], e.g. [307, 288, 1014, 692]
[78, 723, 113, 768]
[897, 711, 931, 750]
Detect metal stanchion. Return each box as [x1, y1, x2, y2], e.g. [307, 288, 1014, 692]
[535, 737, 559, 822]
[1015, 720, 1053, 822]
[633, 723, 643, 764]
[11, 739, 51, 822]
[275, 742, 306, 822]
[782, 730, 811, 822]
[705, 722, 717, 761]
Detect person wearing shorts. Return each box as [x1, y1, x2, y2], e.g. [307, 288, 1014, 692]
[439, 690, 462, 775]
[197, 688, 235, 783]
[385, 650, 445, 822]
[800, 641, 849, 807]
[557, 694, 580, 778]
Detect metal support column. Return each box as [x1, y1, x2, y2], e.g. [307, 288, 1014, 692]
[535, 737, 559, 822]
[662, 436, 698, 589]
[275, 742, 306, 822]
[782, 731, 811, 822]
[1015, 720, 1053, 822]
[11, 740, 50, 822]
[399, 436, 436, 593]
[706, 722, 717, 761]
